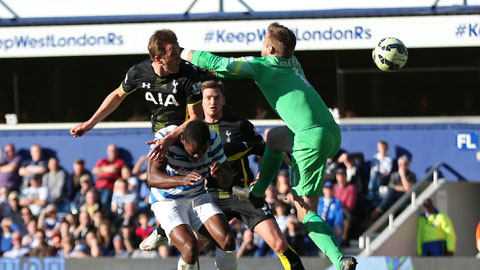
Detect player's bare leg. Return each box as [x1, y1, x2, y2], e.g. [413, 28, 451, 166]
[254, 218, 304, 270]
[198, 214, 237, 270]
[169, 225, 199, 270]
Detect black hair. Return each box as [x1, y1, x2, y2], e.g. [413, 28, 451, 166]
[183, 120, 210, 145]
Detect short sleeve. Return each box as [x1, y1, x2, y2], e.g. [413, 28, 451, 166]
[184, 64, 204, 105]
[121, 65, 138, 94]
[211, 133, 227, 164]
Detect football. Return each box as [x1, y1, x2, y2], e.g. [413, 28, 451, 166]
[372, 37, 408, 72]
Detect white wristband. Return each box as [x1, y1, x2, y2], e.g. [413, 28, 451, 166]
[180, 49, 191, 60]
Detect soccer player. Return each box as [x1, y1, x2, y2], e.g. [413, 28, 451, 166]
[147, 120, 237, 270]
[69, 29, 207, 249]
[180, 23, 357, 270]
[201, 80, 304, 270]
[70, 29, 207, 156]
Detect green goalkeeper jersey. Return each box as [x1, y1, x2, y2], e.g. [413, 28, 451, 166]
[191, 51, 335, 133]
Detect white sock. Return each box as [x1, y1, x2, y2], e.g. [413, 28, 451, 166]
[177, 257, 196, 270]
[215, 247, 238, 270]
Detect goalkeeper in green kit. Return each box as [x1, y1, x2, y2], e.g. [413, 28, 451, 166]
[181, 22, 357, 270]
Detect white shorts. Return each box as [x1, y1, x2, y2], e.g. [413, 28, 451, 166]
[151, 192, 223, 242]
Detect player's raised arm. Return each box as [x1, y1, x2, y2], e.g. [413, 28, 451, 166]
[181, 49, 258, 79]
[70, 86, 128, 137]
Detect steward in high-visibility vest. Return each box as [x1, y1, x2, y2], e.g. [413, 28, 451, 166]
[417, 199, 456, 256]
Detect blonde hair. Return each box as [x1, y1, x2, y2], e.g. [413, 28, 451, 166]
[267, 22, 296, 59]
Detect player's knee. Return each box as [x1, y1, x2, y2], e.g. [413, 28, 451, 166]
[218, 232, 236, 251]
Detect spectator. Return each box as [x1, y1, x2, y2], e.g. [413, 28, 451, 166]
[111, 178, 137, 218]
[68, 158, 92, 201]
[30, 230, 57, 257]
[79, 189, 100, 218]
[367, 141, 393, 202]
[274, 201, 290, 233]
[58, 235, 75, 258]
[72, 174, 93, 214]
[276, 169, 292, 204]
[97, 219, 114, 255]
[237, 229, 257, 258]
[113, 234, 130, 258]
[59, 220, 72, 239]
[37, 204, 61, 240]
[323, 157, 341, 184]
[333, 167, 357, 247]
[19, 174, 49, 217]
[73, 210, 93, 242]
[92, 210, 106, 229]
[371, 156, 416, 219]
[92, 144, 129, 208]
[5, 191, 24, 232]
[120, 224, 138, 254]
[0, 218, 14, 254]
[117, 199, 137, 229]
[19, 144, 47, 189]
[64, 212, 78, 236]
[337, 152, 365, 194]
[20, 207, 34, 231]
[264, 184, 278, 209]
[333, 168, 357, 214]
[42, 157, 68, 207]
[417, 199, 456, 256]
[3, 231, 29, 258]
[21, 219, 37, 248]
[135, 211, 154, 241]
[0, 143, 22, 191]
[74, 229, 103, 258]
[318, 181, 344, 245]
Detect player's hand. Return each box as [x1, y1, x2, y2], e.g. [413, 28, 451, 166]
[209, 162, 222, 177]
[182, 171, 202, 186]
[147, 137, 172, 161]
[70, 122, 92, 137]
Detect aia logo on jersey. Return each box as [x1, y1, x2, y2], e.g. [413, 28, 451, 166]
[145, 92, 179, 106]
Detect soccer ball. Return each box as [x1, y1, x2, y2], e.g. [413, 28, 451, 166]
[372, 37, 408, 72]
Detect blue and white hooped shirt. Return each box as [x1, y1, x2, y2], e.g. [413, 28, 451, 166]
[149, 125, 226, 203]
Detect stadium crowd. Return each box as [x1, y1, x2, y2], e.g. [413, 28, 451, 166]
[0, 140, 416, 259]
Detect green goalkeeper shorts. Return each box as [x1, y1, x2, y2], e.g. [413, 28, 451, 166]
[290, 122, 341, 197]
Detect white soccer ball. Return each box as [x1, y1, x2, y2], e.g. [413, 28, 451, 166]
[372, 37, 408, 72]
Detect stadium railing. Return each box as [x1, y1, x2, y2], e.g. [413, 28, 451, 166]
[358, 161, 454, 255]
